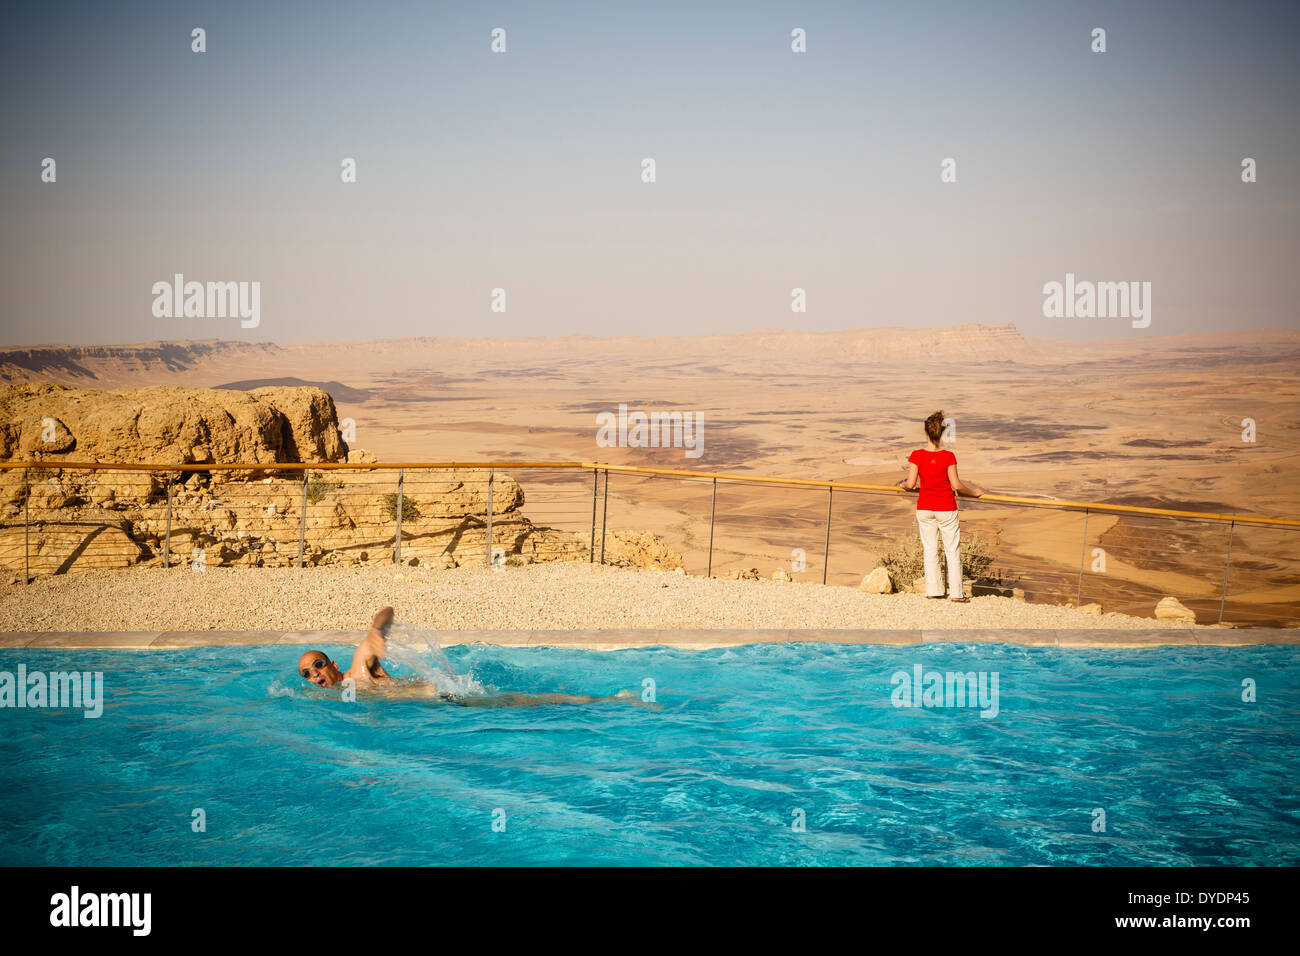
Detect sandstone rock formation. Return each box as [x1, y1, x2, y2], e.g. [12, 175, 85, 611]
[596, 531, 684, 571]
[859, 567, 893, 594]
[0, 384, 693, 579]
[1155, 596, 1197, 623]
[0, 382, 346, 469]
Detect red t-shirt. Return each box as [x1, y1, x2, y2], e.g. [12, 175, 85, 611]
[908, 448, 957, 511]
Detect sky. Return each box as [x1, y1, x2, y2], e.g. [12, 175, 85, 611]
[1, 0, 1297, 346]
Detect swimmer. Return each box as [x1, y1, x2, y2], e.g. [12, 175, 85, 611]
[298, 606, 395, 688]
[297, 606, 650, 708]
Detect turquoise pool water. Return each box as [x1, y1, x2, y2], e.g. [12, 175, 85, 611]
[1, 642, 1297, 866]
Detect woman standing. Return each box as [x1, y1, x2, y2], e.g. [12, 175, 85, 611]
[895, 411, 986, 602]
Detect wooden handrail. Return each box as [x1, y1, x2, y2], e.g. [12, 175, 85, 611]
[2, 458, 1297, 528]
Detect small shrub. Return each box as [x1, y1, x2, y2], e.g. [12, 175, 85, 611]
[306, 474, 332, 505]
[880, 528, 999, 588]
[381, 492, 420, 523]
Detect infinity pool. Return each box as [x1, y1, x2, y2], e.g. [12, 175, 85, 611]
[1, 643, 1297, 865]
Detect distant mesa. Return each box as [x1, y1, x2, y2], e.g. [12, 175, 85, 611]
[3, 325, 1299, 390]
[0, 340, 278, 383]
[215, 377, 371, 403]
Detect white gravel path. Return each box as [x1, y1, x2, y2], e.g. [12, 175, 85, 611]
[0, 563, 1204, 632]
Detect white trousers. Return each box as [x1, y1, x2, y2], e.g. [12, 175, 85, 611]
[916, 509, 963, 598]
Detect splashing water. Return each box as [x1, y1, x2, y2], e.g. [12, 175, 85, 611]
[384, 620, 488, 698]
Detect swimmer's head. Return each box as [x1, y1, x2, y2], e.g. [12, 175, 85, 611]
[298, 649, 343, 687]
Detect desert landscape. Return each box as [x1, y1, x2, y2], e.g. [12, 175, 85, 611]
[1, 323, 1297, 626]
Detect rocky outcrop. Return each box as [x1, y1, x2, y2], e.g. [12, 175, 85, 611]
[0, 383, 347, 469]
[1, 464, 678, 579]
[597, 531, 685, 571]
[859, 567, 893, 593]
[0, 384, 683, 578]
[1155, 596, 1196, 622]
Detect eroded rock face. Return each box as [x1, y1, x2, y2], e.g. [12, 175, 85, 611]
[0, 384, 681, 578]
[0, 463, 679, 577]
[0, 383, 347, 468]
[599, 531, 685, 571]
[0, 517, 144, 576]
[1155, 596, 1197, 623]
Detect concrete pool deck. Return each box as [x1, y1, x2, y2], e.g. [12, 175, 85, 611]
[1, 628, 1298, 650]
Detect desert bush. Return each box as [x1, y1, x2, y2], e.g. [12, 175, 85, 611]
[381, 492, 420, 524]
[306, 474, 332, 505]
[880, 528, 998, 587]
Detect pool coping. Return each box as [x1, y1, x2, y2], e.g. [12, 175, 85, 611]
[0, 628, 1297, 650]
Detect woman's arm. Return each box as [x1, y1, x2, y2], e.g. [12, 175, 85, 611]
[896, 462, 920, 491]
[947, 464, 985, 497]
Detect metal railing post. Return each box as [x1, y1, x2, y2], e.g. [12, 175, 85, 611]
[485, 468, 494, 567]
[163, 471, 173, 569]
[394, 469, 404, 565]
[23, 466, 29, 585]
[1076, 508, 1089, 606]
[589, 468, 598, 563]
[1218, 520, 1235, 625]
[297, 469, 309, 568]
[707, 477, 717, 577]
[599, 469, 608, 565]
[822, 486, 833, 585]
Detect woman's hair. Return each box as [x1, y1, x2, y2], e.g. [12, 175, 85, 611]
[924, 411, 946, 444]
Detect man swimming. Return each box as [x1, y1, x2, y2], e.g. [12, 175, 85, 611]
[297, 606, 647, 708]
[298, 606, 395, 689]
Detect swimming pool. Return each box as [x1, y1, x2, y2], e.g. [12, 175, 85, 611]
[2, 642, 1297, 866]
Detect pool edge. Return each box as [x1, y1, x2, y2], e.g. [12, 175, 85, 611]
[2, 627, 1298, 649]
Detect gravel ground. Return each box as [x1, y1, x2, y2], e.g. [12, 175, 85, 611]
[0, 563, 1205, 632]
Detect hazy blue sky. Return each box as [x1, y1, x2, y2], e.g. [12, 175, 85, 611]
[2, 0, 1297, 345]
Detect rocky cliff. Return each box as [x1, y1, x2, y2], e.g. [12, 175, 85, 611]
[0, 382, 346, 466]
[0, 384, 681, 577]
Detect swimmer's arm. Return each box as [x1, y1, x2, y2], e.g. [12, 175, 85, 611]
[348, 630, 389, 683]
